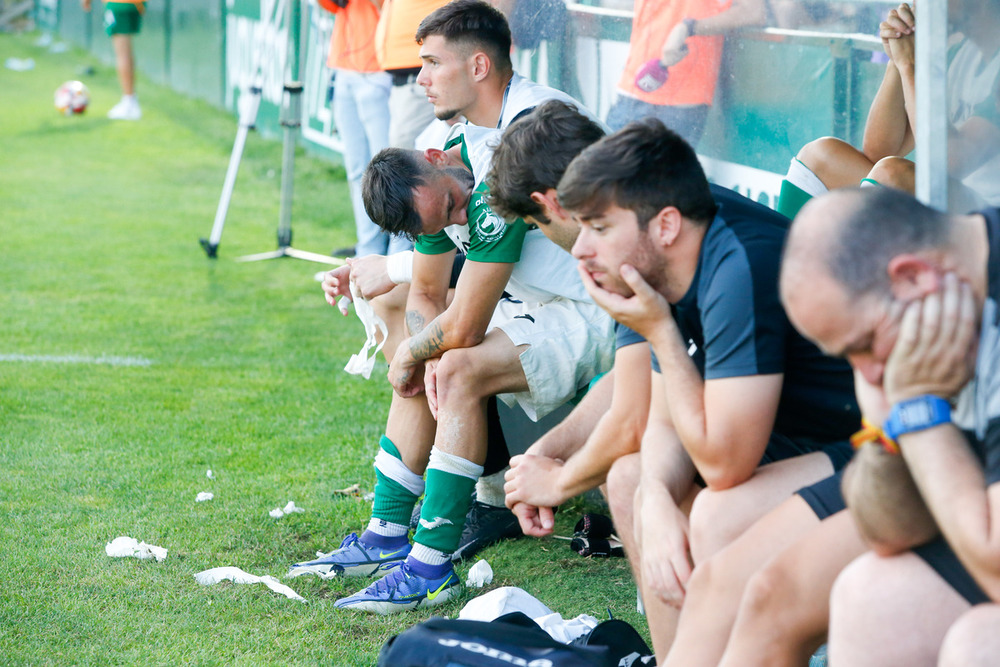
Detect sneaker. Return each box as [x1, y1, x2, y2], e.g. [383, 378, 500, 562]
[334, 560, 461, 614]
[107, 97, 141, 121]
[450, 501, 522, 562]
[286, 532, 410, 579]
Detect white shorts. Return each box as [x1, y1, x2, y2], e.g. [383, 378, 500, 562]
[488, 296, 615, 421]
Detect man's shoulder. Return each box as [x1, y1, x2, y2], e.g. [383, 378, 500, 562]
[502, 73, 600, 127]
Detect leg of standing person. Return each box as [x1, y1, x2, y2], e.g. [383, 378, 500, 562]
[334, 70, 393, 257]
[105, 3, 142, 120]
[389, 78, 437, 150]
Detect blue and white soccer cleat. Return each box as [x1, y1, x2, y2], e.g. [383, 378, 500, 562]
[333, 560, 462, 614]
[287, 533, 410, 579]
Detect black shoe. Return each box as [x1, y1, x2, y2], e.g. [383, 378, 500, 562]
[332, 245, 356, 258]
[451, 501, 523, 562]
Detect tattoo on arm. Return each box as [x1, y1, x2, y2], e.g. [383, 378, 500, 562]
[405, 310, 426, 335]
[409, 321, 447, 360]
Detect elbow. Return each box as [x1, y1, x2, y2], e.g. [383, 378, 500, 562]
[699, 465, 753, 492]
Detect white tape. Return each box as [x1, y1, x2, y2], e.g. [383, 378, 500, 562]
[194, 567, 305, 602]
[343, 280, 387, 379]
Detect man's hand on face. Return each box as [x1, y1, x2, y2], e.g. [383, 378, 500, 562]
[579, 263, 675, 341]
[884, 272, 978, 403]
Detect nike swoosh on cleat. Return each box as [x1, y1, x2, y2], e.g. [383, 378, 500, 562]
[425, 576, 454, 601]
[378, 548, 406, 559]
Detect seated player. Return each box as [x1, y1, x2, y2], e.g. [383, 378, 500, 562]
[556, 119, 859, 660]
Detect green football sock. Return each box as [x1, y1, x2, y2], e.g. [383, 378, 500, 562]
[415, 467, 477, 554]
[776, 179, 813, 219]
[372, 435, 423, 527]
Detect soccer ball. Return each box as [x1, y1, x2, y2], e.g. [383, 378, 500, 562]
[54, 80, 90, 115]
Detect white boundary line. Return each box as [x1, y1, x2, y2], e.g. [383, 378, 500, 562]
[0, 354, 153, 367]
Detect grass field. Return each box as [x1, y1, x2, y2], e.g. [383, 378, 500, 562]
[0, 32, 645, 665]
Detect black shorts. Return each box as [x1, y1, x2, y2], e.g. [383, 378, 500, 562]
[762, 433, 854, 471]
[797, 469, 846, 519]
[913, 537, 990, 605]
[796, 473, 990, 605]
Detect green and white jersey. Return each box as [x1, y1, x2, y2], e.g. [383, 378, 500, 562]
[415, 130, 590, 304]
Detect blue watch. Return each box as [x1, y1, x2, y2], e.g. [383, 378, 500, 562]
[883, 395, 952, 442]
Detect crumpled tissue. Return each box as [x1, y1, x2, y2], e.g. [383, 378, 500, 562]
[194, 567, 305, 602]
[465, 559, 493, 588]
[459, 586, 598, 644]
[343, 280, 387, 379]
[105, 536, 168, 562]
[269, 501, 305, 518]
[196, 492, 214, 502]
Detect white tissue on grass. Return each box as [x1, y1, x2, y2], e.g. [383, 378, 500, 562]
[465, 559, 493, 587]
[194, 567, 305, 602]
[105, 536, 168, 562]
[206, 469, 215, 480]
[269, 501, 305, 518]
[459, 586, 598, 644]
[196, 492, 214, 502]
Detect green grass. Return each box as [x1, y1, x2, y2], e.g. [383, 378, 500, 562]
[0, 32, 646, 666]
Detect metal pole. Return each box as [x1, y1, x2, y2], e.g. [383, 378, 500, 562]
[915, 0, 949, 210]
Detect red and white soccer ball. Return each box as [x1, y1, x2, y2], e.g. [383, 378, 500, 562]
[54, 80, 90, 115]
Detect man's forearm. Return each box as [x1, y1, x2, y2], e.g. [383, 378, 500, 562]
[557, 405, 645, 500]
[902, 425, 1000, 595]
[527, 371, 614, 461]
[647, 324, 708, 467]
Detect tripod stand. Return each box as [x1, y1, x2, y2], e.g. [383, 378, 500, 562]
[201, 0, 343, 267]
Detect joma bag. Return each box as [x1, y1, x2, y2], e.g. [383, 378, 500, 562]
[376, 612, 651, 667]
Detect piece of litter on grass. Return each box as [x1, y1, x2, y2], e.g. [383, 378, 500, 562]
[206, 469, 215, 480]
[194, 567, 305, 602]
[362, 492, 375, 501]
[196, 492, 214, 502]
[332, 483, 361, 496]
[269, 500, 305, 518]
[466, 559, 493, 588]
[5, 58, 35, 71]
[105, 536, 168, 562]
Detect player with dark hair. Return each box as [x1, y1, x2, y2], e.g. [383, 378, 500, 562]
[558, 118, 859, 661]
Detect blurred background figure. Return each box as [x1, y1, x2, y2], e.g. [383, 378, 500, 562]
[81, 0, 144, 120]
[605, 0, 765, 147]
[318, 0, 399, 258]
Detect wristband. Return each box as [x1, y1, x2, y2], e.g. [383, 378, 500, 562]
[850, 419, 899, 454]
[385, 250, 414, 284]
[883, 395, 952, 443]
[682, 17, 697, 36]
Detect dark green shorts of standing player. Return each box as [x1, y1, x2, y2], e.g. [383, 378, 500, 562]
[104, 2, 145, 36]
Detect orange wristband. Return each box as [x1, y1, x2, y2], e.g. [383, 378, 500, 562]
[850, 419, 900, 455]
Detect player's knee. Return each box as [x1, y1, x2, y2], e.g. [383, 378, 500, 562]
[938, 606, 999, 667]
[830, 553, 888, 627]
[868, 156, 914, 192]
[606, 455, 639, 520]
[688, 488, 741, 563]
[797, 137, 850, 176]
[741, 559, 800, 623]
[435, 348, 486, 402]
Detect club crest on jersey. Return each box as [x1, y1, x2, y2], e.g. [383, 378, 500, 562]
[473, 196, 507, 242]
